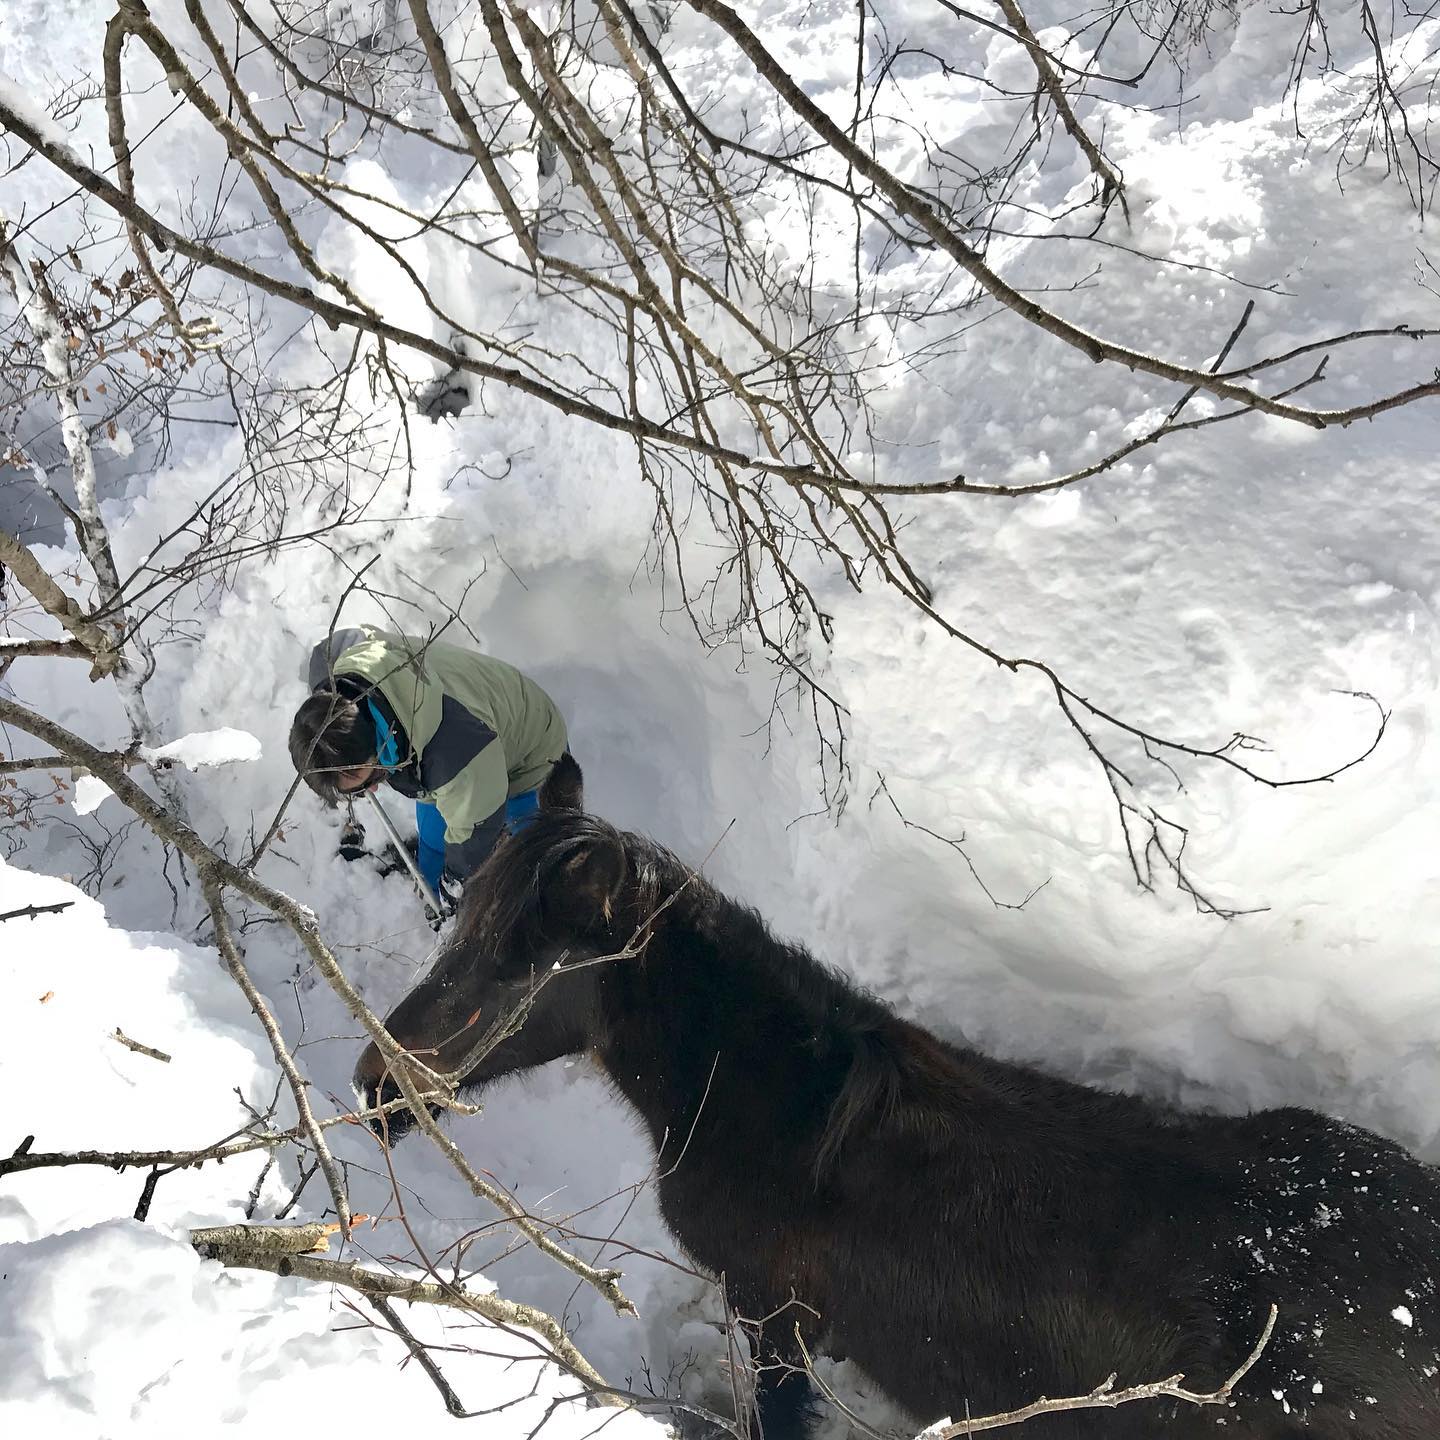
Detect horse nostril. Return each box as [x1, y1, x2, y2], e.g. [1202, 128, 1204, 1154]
[364, 1076, 412, 1140]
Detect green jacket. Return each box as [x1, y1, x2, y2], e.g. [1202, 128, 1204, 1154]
[308, 625, 568, 869]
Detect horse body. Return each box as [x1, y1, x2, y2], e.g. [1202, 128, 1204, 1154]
[356, 813, 1440, 1439]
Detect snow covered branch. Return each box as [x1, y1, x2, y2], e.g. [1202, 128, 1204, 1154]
[0, 221, 184, 810]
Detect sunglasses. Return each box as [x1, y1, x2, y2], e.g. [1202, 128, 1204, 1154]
[336, 763, 383, 795]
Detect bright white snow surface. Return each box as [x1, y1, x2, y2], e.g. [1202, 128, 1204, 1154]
[0, 862, 667, 1437]
[2, 0, 1440, 1435]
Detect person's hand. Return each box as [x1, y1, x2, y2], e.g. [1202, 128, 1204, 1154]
[338, 817, 367, 862]
[425, 898, 457, 933]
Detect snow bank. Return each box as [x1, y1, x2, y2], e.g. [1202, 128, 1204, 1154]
[0, 861, 667, 1440]
[0, 1218, 663, 1440]
[2, 0, 1439, 1431]
[0, 858, 274, 1238]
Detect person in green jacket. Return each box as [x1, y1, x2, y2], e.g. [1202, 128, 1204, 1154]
[288, 625, 582, 892]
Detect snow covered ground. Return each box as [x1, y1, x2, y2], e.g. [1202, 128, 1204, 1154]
[0, 861, 668, 1440]
[2, 0, 1439, 1435]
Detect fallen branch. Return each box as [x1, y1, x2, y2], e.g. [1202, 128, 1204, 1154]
[191, 1222, 621, 1403]
[113, 1027, 171, 1063]
[0, 1088, 468, 1181]
[0, 902, 75, 923]
[919, 1305, 1278, 1436]
[192, 1220, 342, 1256]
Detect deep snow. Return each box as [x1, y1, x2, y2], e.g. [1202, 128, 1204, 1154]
[2, 0, 1439, 1434]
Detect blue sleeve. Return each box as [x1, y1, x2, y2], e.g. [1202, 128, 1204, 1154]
[415, 801, 448, 891]
[505, 788, 542, 831]
[439, 788, 540, 882]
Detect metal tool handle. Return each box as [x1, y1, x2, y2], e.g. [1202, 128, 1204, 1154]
[362, 791, 448, 918]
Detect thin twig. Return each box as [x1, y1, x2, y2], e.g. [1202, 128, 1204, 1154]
[202, 874, 352, 1233]
[923, 1304, 1279, 1435]
[113, 1028, 172, 1063]
[369, 1293, 470, 1418]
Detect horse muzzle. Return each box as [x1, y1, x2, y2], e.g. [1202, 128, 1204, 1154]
[354, 1072, 419, 1140]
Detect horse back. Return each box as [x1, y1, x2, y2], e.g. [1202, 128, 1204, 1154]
[803, 1025, 1440, 1433]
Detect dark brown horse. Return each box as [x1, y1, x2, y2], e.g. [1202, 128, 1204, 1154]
[355, 811, 1440, 1438]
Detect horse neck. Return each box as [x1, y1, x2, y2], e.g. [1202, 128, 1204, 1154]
[590, 872, 875, 1159]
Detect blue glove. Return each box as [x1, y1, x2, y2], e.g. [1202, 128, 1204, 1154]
[505, 787, 542, 833]
[414, 800, 448, 893]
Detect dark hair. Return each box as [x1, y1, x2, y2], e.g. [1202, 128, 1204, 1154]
[289, 690, 376, 804]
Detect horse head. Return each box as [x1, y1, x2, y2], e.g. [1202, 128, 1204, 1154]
[352, 813, 635, 1138]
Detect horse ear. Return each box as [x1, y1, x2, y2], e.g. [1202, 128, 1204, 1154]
[545, 835, 627, 931]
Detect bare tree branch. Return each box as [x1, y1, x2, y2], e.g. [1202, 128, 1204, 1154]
[0, 526, 119, 677]
[112, 1028, 172, 1063]
[0, 637, 96, 663]
[201, 874, 353, 1234]
[920, 1304, 1278, 1435]
[192, 1222, 621, 1401]
[0, 901, 75, 923]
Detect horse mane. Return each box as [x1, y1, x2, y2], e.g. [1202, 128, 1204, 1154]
[806, 1026, 904, 1178]
[456, 810, 617, 950]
